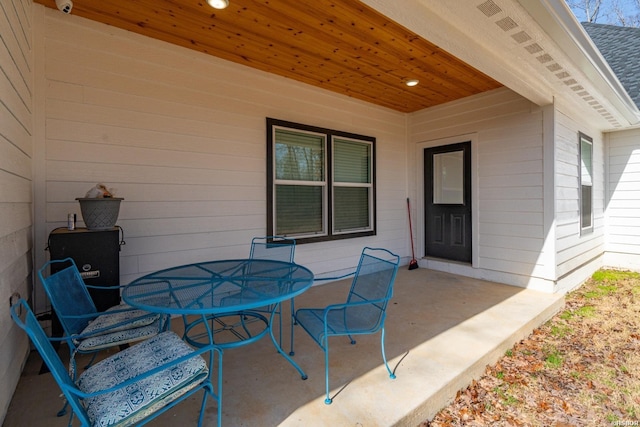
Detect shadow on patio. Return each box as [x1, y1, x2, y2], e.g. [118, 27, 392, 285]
[4, 267, 563, 426]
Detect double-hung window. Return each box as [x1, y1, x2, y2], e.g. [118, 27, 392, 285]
[579, 132, 593, 234]
[267, 118, 375, 243]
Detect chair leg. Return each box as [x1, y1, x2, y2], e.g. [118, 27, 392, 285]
[56, 400, 69, 417]
[196, 386, 209, 427]
[324, 339, 332, 405]
[216, 349, 223, 427]
[289, 299, 296, 356]
[66, 410, 75, 427]
[196, 346, 222, 427]
[380, 327, 396, 379]
[83, 352, 98, 369]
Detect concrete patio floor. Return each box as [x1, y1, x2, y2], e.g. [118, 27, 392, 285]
[4, 267, 564, 426]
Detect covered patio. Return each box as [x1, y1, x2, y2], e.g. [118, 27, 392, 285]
[5, 267, 563, 426]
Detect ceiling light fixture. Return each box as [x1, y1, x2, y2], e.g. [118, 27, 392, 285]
[406, 79, 419, 87]
[207, 0, 229, 9]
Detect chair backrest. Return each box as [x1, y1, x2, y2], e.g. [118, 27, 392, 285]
[11, 299, 92, 425]
[38, 258, 98, 335]
[345, 247, 400, 332]
[249, 236, 296, 263]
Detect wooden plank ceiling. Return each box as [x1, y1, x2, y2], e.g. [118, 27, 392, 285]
[34, 0, 503, 113]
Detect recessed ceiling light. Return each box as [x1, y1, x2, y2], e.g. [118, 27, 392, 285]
[207, 0, 229, 9]
[406, 79, 419, 87]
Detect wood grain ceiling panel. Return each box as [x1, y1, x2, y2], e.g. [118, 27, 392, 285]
[34, 0, 502, 112]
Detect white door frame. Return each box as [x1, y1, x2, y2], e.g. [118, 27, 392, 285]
[415, 133, 480, 268]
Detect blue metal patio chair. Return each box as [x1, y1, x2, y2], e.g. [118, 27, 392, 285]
[38, 258, 169, 415]
[10, 299, 220, 427]
[292, 247, 400, 404]
[245, 236, 296, 344]
[182, 236, 296, 349]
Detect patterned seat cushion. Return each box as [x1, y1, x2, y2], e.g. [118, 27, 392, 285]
[77, 331, 208, 427]
[77, 320, 162, 352]
[82, 304, 160, 335]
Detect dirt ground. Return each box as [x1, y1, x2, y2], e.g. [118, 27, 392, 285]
[420, 269, 640, 427]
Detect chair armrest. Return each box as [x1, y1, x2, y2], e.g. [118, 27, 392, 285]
[321, 298, 387, 321]
[84, 283, 128, 291]
[313, 270, 355, 282]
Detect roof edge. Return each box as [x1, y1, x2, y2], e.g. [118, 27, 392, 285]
[518, 0, 640, 126]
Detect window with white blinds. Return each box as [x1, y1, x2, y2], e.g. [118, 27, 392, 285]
[579, 132, 593, 234]
[267, 118, 376, 243]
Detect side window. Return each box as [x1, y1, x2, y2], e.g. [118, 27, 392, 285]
[267, 118, 375, 243]
[579, 132, 593, 234]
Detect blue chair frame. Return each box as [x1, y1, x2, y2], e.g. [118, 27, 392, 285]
[182, 236, 296, 349]
[11, 299, 221, 427]
[292, 247, 400, 404]
[246, 236, 296, 345]
[38, 258, 169, 415]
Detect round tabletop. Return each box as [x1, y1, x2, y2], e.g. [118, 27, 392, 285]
[122, 259, 314, 315]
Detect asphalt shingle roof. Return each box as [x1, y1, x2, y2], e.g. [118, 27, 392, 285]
[582, 22, 640, 109]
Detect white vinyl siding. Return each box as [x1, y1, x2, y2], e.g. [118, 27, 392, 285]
[0, 0, 34, 420]
[32, 7, 407, 298]
[605, 129, 640, 270]
[410, 88, 550, 289]
[555, 109, 605, 282]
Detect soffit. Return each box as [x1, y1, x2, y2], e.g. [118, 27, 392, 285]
[365, 0, 638, 129]
[33, 0, 503, 113]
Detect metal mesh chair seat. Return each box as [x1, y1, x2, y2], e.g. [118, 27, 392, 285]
[292, 247, 400, 404]
[10, 299, 219, 427]
[294, 303, 386, 343]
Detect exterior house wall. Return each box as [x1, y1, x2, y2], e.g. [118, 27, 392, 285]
[604, 128, 640, 270]
[0, 0, 34, 421]
[31, 7, 409, 313]
[408, 88, 555, 291]
[554, 107, 606, 293]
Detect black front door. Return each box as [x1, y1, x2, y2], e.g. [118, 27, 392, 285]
[424, 142, 472, 263]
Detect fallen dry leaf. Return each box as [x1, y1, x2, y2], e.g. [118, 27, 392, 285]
[422, 270, 640, 427]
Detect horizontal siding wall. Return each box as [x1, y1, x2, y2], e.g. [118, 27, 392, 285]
[33, 6, 408, 308]
[409, 88, 552, 290]
[554, 107, 605, 291]
[0, 0, 33, 422]
[605, 128, 640, 270]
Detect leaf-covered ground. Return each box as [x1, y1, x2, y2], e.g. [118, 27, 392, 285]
[421, 269, 640, 426]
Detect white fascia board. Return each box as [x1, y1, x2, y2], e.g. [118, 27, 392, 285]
[514, 0, 640, 126]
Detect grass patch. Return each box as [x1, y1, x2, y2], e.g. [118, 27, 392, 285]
[584, 284, 617, 298]
[550, 324, 572, 337]
[544, 350, 563, 369]
[574, 305, 596, 317]
[591, 269, 640, 282]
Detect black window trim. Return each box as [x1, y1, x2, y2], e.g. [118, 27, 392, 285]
[266, 117, 376, 244]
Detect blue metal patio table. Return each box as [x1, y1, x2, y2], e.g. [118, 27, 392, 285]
[122, 258, 314, 425]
